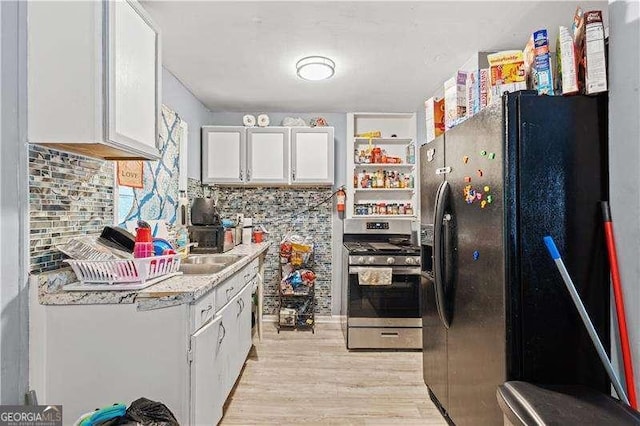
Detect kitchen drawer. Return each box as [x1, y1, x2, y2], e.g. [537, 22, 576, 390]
[348, 327, 421, 349]
[214, 275, 241, 313]
[191, 289, 217, 332]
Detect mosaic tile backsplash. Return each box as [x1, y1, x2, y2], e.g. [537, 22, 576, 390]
[188, 179, 333, 315]
[29, 145, 114, 272]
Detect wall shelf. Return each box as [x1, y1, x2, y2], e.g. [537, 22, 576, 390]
[347, 113, 418, 219]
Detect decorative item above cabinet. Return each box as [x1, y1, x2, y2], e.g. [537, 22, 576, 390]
[202, 126, 334, 186]
[27, 0, 161, 160]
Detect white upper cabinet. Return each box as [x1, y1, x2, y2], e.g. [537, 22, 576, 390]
[246, 127, 289, 184]
[202, 126, 246, 184]
[28, 0, 161, 160]
[291, 127, 334, 184]
[201, 126, 334, 186]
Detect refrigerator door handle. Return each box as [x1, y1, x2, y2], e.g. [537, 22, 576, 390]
[433, 181, 452, 329]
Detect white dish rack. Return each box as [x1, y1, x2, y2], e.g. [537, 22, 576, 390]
[65, 254, 182, 285]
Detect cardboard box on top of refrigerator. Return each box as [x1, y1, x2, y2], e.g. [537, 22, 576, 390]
[425, 97, 445, 143]
[487, 50, 527, 103]
[425, 98, 436, 143]
[555, 26, 579, 95]
[584, 10, 607, 94]
[444, 74, 468, 129]
[479, 68, 491, 108]
[530, 29, 554, 95]
[434, 98, 445, 136]
[466, 70, 480, 118]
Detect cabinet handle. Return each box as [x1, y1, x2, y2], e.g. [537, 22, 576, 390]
[240, 298, 245, 312]
[200, 304, 212, 319]
[239, 170, 244, 180]
[247, 169, 251, 180]
[292, 170, 296, 181]
[218, 322, 226, 346]
[226, 286, 235, 301]
[236, 299, 242, 317]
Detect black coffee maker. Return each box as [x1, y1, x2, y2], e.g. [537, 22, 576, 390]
[189, 197, 224, 253]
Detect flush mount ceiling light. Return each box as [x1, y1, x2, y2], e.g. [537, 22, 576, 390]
[296, 56, 335, 81]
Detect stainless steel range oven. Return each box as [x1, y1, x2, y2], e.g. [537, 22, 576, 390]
[342, 219, 421, 350]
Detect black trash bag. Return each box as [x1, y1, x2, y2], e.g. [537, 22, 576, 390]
[123, 397, 180, 426]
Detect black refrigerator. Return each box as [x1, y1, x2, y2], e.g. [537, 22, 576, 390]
[419, 91, 610, 425]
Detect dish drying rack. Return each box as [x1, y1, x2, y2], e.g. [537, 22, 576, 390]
[65, 255, 181, 285]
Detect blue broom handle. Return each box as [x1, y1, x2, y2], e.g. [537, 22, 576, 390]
[544, 236, 629, 405]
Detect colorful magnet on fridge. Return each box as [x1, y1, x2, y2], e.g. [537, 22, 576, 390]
[477, 169, 483, 177]
[480, 150, 487, 156]
[484, 186, 490, 193]
[481, 200, 487, 209]
[489, 152, 496, 159]
[427, 149, 435, 162]
[463, 156, 469, 164]
[487, 195, 493, 204]
[476, 193, 482, 200]
[464, 176, 472, 183]
[473, 251, 480, 261]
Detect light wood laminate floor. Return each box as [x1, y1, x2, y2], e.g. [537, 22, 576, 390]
[221, 322, 447, 425]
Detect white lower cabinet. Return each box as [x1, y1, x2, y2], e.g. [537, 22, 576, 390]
[30, 259, 260, 425]
[191, 314, 224, 425]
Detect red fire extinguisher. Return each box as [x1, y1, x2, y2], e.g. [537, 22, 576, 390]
[336, 188, 346, 218]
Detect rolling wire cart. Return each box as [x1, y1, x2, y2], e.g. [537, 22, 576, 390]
[277, 236, 316, 333]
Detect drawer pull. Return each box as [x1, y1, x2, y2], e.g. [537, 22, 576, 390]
[226, 286, 235, 301]
[380, 332, 399, 337]
[200, 304, 213, 318]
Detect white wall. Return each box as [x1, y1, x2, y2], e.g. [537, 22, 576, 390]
[0, 0, 28, 403]
[608, 0, 640, 399]
[162, 67, 214, 180]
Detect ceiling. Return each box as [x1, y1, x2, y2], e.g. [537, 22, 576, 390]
[142, 1, 608, 113]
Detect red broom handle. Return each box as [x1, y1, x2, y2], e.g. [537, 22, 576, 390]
[602, 201, 637, 409]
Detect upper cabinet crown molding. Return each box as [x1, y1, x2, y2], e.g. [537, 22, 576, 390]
[202, 126, 335, 187]
[27, 0, 161, 160]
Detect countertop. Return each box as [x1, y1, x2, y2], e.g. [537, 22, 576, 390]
[34, 242, 271, 310]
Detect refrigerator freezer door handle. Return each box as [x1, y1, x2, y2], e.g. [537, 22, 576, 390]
[433, 181, 452, 329]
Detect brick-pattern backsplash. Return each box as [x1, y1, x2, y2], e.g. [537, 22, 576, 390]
[29, 145, 114, 272]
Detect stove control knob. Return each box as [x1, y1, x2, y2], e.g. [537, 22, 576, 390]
[405, 257, 415, 265]
[356, 257, 365, 265]
[367, 256, 375, 264]
[386, 257, 396, 265]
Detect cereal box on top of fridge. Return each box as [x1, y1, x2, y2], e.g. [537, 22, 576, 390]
[584, 10, 607, 94]
[479, 68, 491, 109]
[434, 98, 445, 136]
[425, 98, 436, 143]
[532, 29, 554, 95]
[466, 70, 480, 118]
[556, 26, 579, 95]
[487, 50, 526, 85]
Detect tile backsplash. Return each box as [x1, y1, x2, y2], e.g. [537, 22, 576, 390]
[188, 178, 334, 316]
[29, 145, 114, 272]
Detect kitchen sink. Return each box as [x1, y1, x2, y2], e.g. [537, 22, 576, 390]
[179, 254, 246, 275]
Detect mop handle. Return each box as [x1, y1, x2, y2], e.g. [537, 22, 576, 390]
[544, 236, 630, 405]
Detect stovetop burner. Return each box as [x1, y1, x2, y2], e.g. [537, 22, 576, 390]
[343, 241, 420, 255]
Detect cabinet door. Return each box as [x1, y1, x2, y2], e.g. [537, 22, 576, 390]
[202, 126, 246, 184]
[246, 128, 289, 184]
[219, 292, 241, 397]
[190, 315, 225, 426]
[237, 283, 254, 364]
[106, 0, 161, 156]
[291, 127, 334, 184]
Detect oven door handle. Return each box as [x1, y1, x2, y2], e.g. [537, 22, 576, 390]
[433, 180, 452, 329]
[348, 266, 421, 275]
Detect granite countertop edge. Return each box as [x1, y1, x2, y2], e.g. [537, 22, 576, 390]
[35, 242, 271, 308]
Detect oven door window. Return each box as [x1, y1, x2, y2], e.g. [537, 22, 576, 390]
[348, 273, 420, 318]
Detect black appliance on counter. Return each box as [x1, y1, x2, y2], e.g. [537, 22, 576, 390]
[342, 219, 422, 350]
[419, 91, 609, 425]
[188, 197, 224, 254]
